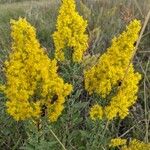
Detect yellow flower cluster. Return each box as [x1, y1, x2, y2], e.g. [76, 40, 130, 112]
[105, 65, 141, 120]
[89, 104, 103, 120]
[53, 0, 88, 62]
[2, 18, 72, 122]
[122, 139, 150, 150]
[110, 138, 150, 150]
[85, 20, 141, 120]
[109, 138, 127, 147]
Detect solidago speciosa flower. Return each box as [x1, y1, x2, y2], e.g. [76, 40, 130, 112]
[89, 104, 103, 120]
[53, 0, 88, 62]
[121, 139, 150, 150]
[104, 65, 141, 120]
[110, 138, 150, 150]
[85, 19, 142, 120]
[109, 138, 127, 147]
[2, 18, 72, 122]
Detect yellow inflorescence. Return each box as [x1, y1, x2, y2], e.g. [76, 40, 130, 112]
[53, 0, 88, 63]
[86, 19, 142, 120]
[2, 18, 72, 122]
[109, 138, 127, 147]
[121, 139, 150, 150]
[89, 104, 103, 120]
[110, 138, 150, 150]
[104, 65, 141, 120]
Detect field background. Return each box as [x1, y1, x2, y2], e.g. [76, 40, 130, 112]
[0, 0, 150, 150]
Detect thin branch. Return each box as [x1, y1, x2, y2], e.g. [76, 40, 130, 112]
[133, 0, 144, 18]
[50, 128, 67, 150]
[119, 120, 143, 138]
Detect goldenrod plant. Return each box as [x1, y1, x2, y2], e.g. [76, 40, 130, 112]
[1, 18, 72, 122]
[85, 20, 142, 120]
[0, 0, 150, 150]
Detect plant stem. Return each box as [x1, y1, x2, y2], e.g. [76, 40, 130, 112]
[50, 128, 67, 150]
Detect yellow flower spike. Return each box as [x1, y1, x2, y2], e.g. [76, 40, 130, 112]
[104, 65, 141, 120]
[53, 0, 88, 63]
[3, 18, 72, 122]
[84, 19, 142, 120]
